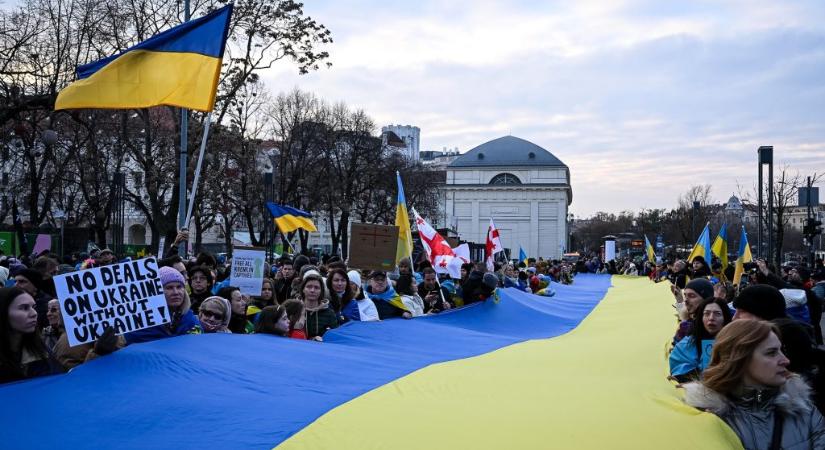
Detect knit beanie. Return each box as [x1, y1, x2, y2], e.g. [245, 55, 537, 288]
[158, 266, 185, 287]
[17, 268, 44, 286]
[732, 284, 787, 320]
[684, 278, 713, 300]
[347, 270, 362, 287]
[482, 272, 499, 290]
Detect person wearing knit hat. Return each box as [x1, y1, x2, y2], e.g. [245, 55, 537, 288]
[197, 296, 231, 333]
[123, 266, 201, 344]
[671, 278, 715, 344]
[732, 284, 787, 321]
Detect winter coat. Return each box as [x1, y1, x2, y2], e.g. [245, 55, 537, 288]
[305, 301, 339, 339]
[366, 285, 410, 319]
[124, 292, 201, 344]
[684, 375, 825, 450]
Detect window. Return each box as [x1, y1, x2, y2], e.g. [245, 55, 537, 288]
[489, 173, 521, 185]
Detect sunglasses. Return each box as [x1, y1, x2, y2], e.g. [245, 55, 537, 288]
[201, 310, 224, 321]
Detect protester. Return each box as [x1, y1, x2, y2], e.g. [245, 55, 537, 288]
[124, 267, 201, 344]
[254, 305, 291, 337]
[417, 268, 451, 314]
[197, 296, 232, 333]
[395, 273, 425, 317]
[340, 271, 379, 322]
[365, 270, 412, 320]
[669, 298, 732, 382]
[689, 255, 712, 279]
[12, 268, 53, 329]
[218, 287, 254, 334]
[188, 265, 214, 314]
[253, 278, 276, 311]
[0, 287, 62, 384]
[671, 278, 714, 343]
[731, 285, 787, 321]
[668, 260, 689, 288]
[326, 268, 353, 314]
[282, 299, 308, 339]
[684, 320, 825, 449]
[300, 274, 338, 340]
[41, 299, 62, 351]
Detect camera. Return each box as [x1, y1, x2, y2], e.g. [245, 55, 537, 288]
[743, 262, 758, 272]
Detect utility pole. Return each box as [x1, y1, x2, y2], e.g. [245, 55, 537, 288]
[177, 0, 191, 257]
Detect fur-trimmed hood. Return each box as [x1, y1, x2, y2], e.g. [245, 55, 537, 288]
[684, 374, 814, 417]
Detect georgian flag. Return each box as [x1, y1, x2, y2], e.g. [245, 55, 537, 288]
[485, 218, 504, 271]
[412, 208, 464, 279]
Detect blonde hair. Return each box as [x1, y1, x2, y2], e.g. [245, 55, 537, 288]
[702, 319, 780, 394]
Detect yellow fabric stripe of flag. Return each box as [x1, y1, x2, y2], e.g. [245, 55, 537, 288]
[733, 226, 753, 286]
[273, 215, 317, 234]
[395, 172, 413, 265]
[711, 224, 729, 278]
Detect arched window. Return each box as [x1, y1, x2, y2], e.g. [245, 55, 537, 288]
[489, 173, 522, 185]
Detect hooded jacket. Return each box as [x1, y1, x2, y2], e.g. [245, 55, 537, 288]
[683, 375, 825, 450]
[305, 299, 338, 339]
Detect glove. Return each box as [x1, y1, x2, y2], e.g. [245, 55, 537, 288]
[94, 326, 119, 356]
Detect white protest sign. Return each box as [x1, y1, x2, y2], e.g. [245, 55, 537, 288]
[604, 240, 616, 262]
[55, 257, 171, 347]
[231, 247, 266, 296]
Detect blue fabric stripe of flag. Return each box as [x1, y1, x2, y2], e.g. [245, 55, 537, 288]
[76, 4, 233, 79]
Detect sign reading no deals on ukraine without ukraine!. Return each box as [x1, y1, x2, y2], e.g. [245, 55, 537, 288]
[231, 247, 266, 297]
[54, 257, 170, 347]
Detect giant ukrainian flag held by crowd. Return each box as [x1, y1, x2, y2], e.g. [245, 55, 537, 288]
[55, 4, 233, 111]
[0, 275, 743, 449]
[687, 222, 712, 263]
[711, 224, 729, 276]
[266, 202, 317, 234]
[733, 225, 753, 286]
[395, 171, 413, 265]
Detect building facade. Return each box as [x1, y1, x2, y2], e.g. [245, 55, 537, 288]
[381, 125, 420, 161]
[443, 136, 572, 260]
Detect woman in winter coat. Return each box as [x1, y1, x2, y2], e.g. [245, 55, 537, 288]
[0, 287, 63, 384]
[669, 297, 732, 382]
[217, 287, 254, 334]
[300, 274, 338, 341]
[684, 319, 825, 450]
[124, 267, 201, 344]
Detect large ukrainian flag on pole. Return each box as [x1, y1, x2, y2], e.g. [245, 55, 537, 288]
[395, 171, 413, 265]
[733, 225, 753, 286]
[687, 222, 712, 263]
[266, 202, 317, 234]
[55, 5, 233, 112]
[711, 223, 729, 276]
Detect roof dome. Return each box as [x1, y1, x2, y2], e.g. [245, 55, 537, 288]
[448, 136, 566, 168]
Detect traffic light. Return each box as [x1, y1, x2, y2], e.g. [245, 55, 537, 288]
[803, 218, 823, 237]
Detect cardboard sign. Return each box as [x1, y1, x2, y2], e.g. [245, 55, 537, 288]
[348, 223, 399, 271]
[55, 258, 170, 347]
[231, 247, 266, 296]
[604, 240, 616, 262]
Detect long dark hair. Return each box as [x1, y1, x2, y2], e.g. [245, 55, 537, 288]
[0, 287, 47, 379]
[325, 269, 353, 312]
[254, 305, 288, 336]
[690, 297, 732, 358]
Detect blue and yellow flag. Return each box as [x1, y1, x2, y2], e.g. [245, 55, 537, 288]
[733, 226, 753, 286]
[55, 5, 233, 112]
[711, 223, 729, 275]
[395, 172, 413, 265]
[266, 202, 317, 234]
[686, 222, 711, 263]
[518, 246, 528, 266]
[644, 235, 656, 264]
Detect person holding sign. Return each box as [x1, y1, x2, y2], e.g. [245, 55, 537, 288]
[0, 287, 63, 384]
[124, 267, 201, 344]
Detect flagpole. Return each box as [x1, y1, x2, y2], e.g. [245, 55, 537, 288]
[184, 112, 212, 228]
[177, 0, 191, 257]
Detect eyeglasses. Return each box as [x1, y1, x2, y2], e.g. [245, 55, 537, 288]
[201, 310, 224, 321]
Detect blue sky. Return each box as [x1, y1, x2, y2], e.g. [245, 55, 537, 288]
[260, 0, 825, 216]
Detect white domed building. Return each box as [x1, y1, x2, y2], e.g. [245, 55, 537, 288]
[443, 136, 572, 260]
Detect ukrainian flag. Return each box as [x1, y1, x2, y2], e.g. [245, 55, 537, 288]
[711, 224, 729, 276]
[55, 5, 233, 112]
[644, 235, 656, 264]
[686, 222, 711, 263]
[395, 172, 413, 265]
[518, 246, 528, 266]
[733, 225, 753, 286]
[266, 202, 317, 234]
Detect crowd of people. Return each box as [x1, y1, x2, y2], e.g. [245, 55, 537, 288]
[0, 248, 575, 384]
[661, 254, 825, 448]
[3, 245, 825, 446]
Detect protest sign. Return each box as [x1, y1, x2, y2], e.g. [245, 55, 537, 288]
[231, 247, 266, 296]
[348, 223, 399, 271]
[54, 257, 170, 347]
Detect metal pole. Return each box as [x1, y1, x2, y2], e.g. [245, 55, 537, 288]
[177, 0, 191, 257]
[184, 113, 212, 228]
[767, 155, 774, 267]
[757, 156, 763, 259]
